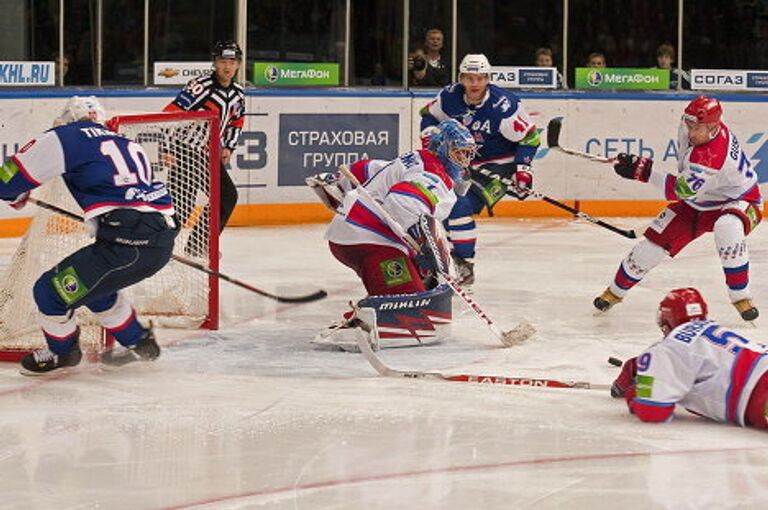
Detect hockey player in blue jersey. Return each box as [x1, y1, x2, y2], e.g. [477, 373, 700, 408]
[0, 96, 179, 374]
[420, 54, 540, 285]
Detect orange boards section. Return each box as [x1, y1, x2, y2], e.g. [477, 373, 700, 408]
[2, 200, 765, 236]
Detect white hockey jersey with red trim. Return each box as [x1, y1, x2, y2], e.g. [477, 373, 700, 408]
[325, 150, 456, 255]
[648, 124, 762, 211]
[633, 319, 768, 426]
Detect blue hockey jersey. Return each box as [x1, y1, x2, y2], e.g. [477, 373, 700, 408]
[0, 121, 174, 221]
[420, 83, 539, 166]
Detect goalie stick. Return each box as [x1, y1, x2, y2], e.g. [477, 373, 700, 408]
[338, 165, 535, 347]
[355, 328, 610, 390]
[546, 117, 614, 163]
[27, 198, 328, 304]
[475, 168, 637, 239]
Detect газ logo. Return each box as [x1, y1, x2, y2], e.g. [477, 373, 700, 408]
[157, 68, 179, 78]
[265, 66, 279, 83]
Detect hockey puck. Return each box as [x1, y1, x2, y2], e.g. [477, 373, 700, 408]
[607, 356, 623, 367]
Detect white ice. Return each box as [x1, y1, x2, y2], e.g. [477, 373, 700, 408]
[1, 218, 768, 509]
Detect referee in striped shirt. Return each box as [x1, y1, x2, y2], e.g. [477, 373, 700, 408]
[164, 40, 245, 241]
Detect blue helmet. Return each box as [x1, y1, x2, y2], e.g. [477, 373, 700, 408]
[428, 119, 477, 184]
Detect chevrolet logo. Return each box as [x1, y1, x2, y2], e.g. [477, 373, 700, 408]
[157, 68, 179, 78]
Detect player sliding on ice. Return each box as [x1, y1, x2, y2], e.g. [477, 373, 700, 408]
[0, 96, 179, 374]
[595, 96, 762, 322]
[611, 287, 768, 430]
[307, 119, 477, 351]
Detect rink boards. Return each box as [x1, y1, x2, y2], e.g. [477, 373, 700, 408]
[0, 89, 767, 233]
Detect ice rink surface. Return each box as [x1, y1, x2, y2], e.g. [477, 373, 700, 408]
[1, 217, 768, 509]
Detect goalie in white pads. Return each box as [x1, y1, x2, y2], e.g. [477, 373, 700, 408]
[308, 119, 477, 350]
[611, 288, 768, 430]
[595, 96, 762, 321]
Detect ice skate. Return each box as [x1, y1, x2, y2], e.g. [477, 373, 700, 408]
[733, 298, 759, 322]
[593, 288, 622, 312]
[451, 254, 475, 286]
[101, 326, 161, 367]
[20, 343, 82, 376]
[311, 306, 378, 352]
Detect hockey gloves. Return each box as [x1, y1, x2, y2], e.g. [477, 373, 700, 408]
[508, 167, 533, 200]
[610, 356, 638, 405]
[406, 223, 433, 273]
[613, 153, 653, 182]
[8, 191, 30, 210]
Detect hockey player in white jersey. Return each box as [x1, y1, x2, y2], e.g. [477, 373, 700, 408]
[594, 96, 762, 321]
[307, 119, 477, 350]
[419, 54, 540, 285]
[611, 288, 768, 429]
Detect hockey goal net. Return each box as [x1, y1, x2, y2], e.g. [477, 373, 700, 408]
[0, 111, 220, 361]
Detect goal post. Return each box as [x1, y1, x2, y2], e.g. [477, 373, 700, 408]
[0, 110, 221, 361]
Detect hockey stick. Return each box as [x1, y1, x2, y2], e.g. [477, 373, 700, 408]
[355, 329, 610, 390]
[475, 167, 637, 239]
[546, 117, 614, 163]
[27, 198, 328, 304]
[338, 165, 535, 347]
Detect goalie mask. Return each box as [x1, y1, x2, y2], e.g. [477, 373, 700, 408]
[54, 96, 106, 126]
[657, 287, 708, 334]
[429, 119, 477, 196]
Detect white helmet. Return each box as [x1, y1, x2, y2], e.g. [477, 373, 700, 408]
[54, 96, 106, 126]
[459, 54, 492, 75]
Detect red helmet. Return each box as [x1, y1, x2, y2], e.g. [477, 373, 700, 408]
[683, 95, 722, 124]
[657, 288, 708, 333]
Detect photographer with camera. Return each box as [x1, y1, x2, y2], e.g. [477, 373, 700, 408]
[408, 28, 449, 87]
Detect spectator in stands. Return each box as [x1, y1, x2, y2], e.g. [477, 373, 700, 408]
[586, 52, 607, 68]
[534, 47, 566, 89]
[371, 62, 387, 86]
[655, 43, 690, 90]
[52, 52, 71, 86]
[408, 28, 449, 87]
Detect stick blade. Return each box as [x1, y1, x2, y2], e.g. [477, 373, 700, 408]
[275, 289, 328, 304]
[500, 320, 536, 347]
[546, 117, 563, 148]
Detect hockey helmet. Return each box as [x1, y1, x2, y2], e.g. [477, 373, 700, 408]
[657, 287, 708, 334]
[55, 95, 106, 126]
[429, 119, 477, 194]
[683, 95, 722, 125]
[212, 40, 242, 61]
[459, 54, 492, 75]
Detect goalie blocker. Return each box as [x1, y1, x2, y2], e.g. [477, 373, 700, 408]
[311, 283, 453, 351]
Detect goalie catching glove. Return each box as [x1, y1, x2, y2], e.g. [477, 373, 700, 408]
[613, 153, 653, 182]
[306, 172, 345, 213]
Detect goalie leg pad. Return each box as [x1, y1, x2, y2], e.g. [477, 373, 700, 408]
[358, 283, 453, 349]
[312, 285, 453, 351]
